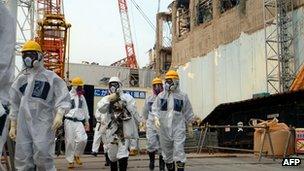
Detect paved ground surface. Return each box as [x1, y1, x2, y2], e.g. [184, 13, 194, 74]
[54, 153, 304, 171]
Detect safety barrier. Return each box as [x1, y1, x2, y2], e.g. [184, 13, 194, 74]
[196, 124, 294, 162]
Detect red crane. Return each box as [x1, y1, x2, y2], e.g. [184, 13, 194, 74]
[36, 0, 71, 79]
[110, 0, 139, 69]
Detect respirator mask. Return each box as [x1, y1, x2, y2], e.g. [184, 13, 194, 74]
[109, 82, 121, 94]
[153, 84, 163, 95]
[22, 51, 42, 68]
[165, 78, 179, 91]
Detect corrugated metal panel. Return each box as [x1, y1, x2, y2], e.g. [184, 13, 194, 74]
[67, 64, 130, 86]
[67, 64, 157, 88]
[177, 7, 304, 119]
[138, 69, 156, 88]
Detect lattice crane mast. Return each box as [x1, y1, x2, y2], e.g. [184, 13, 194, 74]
[36, 0, 71, 79]
[110, 0, 139, 69]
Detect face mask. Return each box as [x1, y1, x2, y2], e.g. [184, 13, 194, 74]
[22, 51, 41, 68]
[153, 84, 163, 95]
[165, 79, 179, 91]
[23, 57, 33, 68]
[109, 82, 120, 93]
[76, 86, 84, 96]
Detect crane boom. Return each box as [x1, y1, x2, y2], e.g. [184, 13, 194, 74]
[111, 0, 138, 69]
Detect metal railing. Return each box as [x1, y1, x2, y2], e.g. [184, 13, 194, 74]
[196, 124, 294, 162]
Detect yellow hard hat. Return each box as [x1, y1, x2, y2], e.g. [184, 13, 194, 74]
[152, 77, 162, 85]
[21, 40, 42, 53]
[71, 77, 84, 86]
[165, 70, 179, 80]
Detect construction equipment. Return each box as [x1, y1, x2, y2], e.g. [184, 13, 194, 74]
[263, 0, 295, 93]
[111, 0, 139, 69]
[36, 0, 71, 79]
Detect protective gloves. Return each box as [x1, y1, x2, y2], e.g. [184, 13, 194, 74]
[139, 121, 146, 132]
[52, 108, 65, 131]
[9, 120, 17, 140]
[154, 116, 160, 130]
[187, 123, 194, 138]
[108, 93, 118, 102]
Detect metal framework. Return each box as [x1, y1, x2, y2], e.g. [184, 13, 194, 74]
[36, 0, 71, 79]
[263, 0, 295, 93]
[3, 0, 35, 55]
[111, 0, 138, 69]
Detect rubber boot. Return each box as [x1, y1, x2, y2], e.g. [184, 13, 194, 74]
[74, 156, 83, 165]
[159, 155, 165, 171]
[91, 152, 98, 157]
[110, 161, 118, 171]
[118, 157, 128, 171]
[105, 153, 110, 166]
[176, 161, 185, 171]
[148, 151, 156, 170]
[68, 162, 75, 169]
[166, 162, 175, 171]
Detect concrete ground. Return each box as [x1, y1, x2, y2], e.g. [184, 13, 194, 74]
[55, 153, 304, 171]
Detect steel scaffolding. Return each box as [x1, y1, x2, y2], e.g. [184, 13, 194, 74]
[3, 0, 35, 55]
[263, 0, 295, 93]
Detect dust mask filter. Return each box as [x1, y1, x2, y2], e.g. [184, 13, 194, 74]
[22, 51, 41, 68]
[23, 57, 33, 68]
[109, 82, 120, 94]
[110, 86, 117, 93]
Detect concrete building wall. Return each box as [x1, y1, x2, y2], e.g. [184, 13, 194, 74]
[177, 7, 304, 119]
[67, 63, 156, 88]
[171, 0, 304, 67]
[66, 63, 155, 117]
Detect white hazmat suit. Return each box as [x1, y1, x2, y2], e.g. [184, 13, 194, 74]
[9, 65, 71, 170]
[92, 109, 108, 154]
[97, 92, 139, 162]
[142, 95, 160, 153]
[64, 88, 90, 164]
[152, 88, 194, 165]
[0, 3, 15, 156]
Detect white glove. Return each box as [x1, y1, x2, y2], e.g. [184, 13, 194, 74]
[52, 109, 65, 131]
[108, 93, 118, 102]
[187, 123, 194, 138]
[154, 116, 160, 130]
[139, 121, 146, 132]
[9, 120, 17, 140]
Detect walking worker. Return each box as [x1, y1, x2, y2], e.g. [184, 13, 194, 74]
[142, 77, 165, 171]
[9, 40, 71, 170]
[64, 77, 90, 169]
[0, 3, 15, 158]
[152, 70, 194, 171]
[97, 76, 140, 171]
[91, 108, 111, 166]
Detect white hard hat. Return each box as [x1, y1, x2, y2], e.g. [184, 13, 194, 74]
[109, 77, 122, 84]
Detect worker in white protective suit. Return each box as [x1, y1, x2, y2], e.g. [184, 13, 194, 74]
[142, 77, 165, 171]
[97, 76, 140, 171]
[64, 77, 90, 169]
[152, 70, 194, 171]
[8, 40, 71, 171]
[91, 109, 110, 166]
[0, 4, 15, 158]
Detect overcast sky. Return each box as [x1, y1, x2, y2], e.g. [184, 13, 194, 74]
[63, 0, 172, 67]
